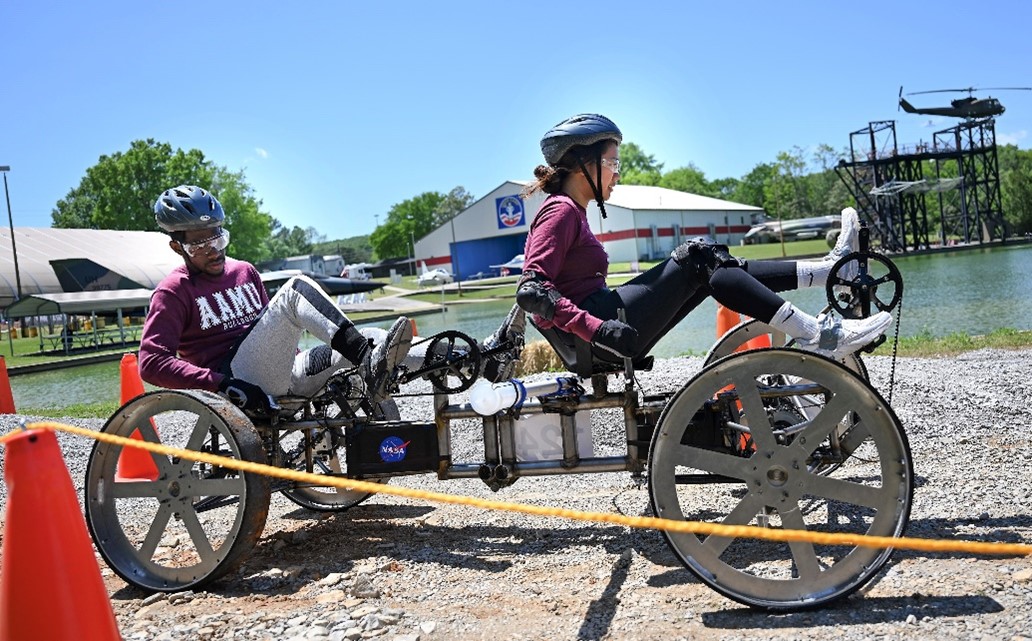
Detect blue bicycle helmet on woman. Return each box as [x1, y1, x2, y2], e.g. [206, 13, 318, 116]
[540, 114, 623, 218]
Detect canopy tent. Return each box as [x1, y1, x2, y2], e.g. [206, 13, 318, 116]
[0, 227, 179, 308]
[4, 289, 153, 355]
[5, 289, 153, 319]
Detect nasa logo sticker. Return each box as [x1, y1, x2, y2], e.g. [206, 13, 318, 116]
[379, 436, 411, 463]
[495, 195, 525, 229]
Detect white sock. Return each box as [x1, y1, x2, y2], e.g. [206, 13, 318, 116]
[767, 301, 819, 341]
[796, 260, 833, 289]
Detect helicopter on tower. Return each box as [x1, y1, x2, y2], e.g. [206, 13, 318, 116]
[898, 86, 1031, 119]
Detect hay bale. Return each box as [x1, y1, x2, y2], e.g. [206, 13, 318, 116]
[513, 340, 565, 378]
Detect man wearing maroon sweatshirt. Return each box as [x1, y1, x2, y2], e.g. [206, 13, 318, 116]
[139, 185, 411, 414]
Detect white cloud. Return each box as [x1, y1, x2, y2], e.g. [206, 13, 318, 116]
[255, 147, 269, 159]
[997, 130, 1028, 146]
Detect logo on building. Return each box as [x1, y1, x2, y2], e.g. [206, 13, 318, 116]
[496, 195, 525, 229]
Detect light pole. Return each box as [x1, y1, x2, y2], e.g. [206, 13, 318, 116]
[0, 167, 20, 301]
[409, 229, 416, 276]
[1, 165, 20, 357]
[449, 215, 462, 296]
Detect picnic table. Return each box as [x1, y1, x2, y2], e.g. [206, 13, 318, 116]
[40, 326, 141, 353]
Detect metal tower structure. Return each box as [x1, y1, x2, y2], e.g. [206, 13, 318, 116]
[834, 118, 1005, 252]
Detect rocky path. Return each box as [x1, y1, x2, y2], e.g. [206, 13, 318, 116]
[2, 349, 1031, 640]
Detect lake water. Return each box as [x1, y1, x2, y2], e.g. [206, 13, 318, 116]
[11, 243, 1032, 411]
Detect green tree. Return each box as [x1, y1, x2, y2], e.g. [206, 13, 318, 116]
[659, 163, 712, 196]
[51, 139, 272, 263]
[999, 144, 1032, 235]
[709, 177, 740, 201]
[266, 219, 313, 260]
[764, 148, 810, 219]
[209, 166, 273, 264]
[369, 191, 446, 259]
[312, 235, 375, 264]
[617, 141, 663, 185]
[432, 186, 476, 228]
[733, 163, 776, 208]
[808, 144, 850, 214]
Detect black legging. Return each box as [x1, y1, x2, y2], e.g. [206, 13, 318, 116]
[579, 258, 797, 359]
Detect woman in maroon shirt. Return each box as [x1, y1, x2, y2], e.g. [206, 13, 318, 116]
[516, 114, 892, 363]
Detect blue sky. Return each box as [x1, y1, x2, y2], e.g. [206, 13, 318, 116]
[3, 1, 1031, 240]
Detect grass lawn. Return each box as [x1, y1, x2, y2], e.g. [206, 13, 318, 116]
[0, 333, 131, 368]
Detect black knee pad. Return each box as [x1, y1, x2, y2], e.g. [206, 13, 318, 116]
[671, 237, 744, 283]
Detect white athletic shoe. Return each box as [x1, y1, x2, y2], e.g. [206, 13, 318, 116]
[825, 207, 861, 298]
[362, 316, 413, 402]
[797, 310, 892, 361]
[827, 207, 860, 263]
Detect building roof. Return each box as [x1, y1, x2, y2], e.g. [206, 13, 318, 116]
[506, 180, 761, 212]
[5, 288, 154, 319]
[605, 184, 763, 212]
[0, 227, 181, 308]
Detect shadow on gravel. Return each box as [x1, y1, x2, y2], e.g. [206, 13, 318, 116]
[895, 514, 1032, 560]
[280, 503, 436, 521]
[699, 594, 1004, 629]
[576, 553, 631, 641]
[246, 504, 641, 574]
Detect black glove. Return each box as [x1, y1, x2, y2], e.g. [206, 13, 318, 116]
[592, 319, 639, 359]
[218, 377, 273, 413]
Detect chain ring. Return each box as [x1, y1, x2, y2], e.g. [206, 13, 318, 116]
[423, 330, 482, 393]
[825, 251, 904, 317]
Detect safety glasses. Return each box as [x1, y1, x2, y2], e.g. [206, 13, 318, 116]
[180, 229, 230, 257]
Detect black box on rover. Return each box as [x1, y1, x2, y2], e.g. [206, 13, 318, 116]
[345, 422, 439, 477]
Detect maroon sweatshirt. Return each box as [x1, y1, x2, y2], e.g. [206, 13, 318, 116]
[139, 258, 269, 391]
[522, 193, 609, 342]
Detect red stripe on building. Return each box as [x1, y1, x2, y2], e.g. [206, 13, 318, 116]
[596, 226, 750, 242]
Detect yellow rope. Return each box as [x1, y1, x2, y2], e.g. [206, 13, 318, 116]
[7, 421, 1031, 557]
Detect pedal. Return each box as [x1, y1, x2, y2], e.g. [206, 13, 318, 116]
[860, 334, 887, 354]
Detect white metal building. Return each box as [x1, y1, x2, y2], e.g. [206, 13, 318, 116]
[414, 181, 765, 279]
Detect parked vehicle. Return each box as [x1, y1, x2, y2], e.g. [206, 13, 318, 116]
[742, 215, 841, 245]
[416, 261, 455, 287]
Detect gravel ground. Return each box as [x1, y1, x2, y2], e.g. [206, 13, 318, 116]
[2, 348, 1031, 641]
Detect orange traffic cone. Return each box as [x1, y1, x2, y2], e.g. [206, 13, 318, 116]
[115, 353, 159, 481]
[0, 356, 15, 414]
[715, 303, 740, 340]
[0, 429, 121, 640]
[716, 304, 772, 353]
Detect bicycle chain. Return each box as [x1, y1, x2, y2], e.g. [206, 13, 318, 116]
[886, 287, 902, 405]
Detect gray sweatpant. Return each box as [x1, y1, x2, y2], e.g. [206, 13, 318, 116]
[226, 274, 428, 399]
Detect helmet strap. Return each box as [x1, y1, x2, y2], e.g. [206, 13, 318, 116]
[575, 154, 609, 219]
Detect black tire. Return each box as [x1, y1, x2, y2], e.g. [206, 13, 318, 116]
[85, 390, 270, 592]
[279, 398, 399, 512]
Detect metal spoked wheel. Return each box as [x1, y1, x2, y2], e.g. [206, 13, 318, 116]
[85, 389, 271, 593]
[279, 393, 399, 512]
[707, 318, 868, 476]
[648, 348, 913, 610]
[705, 318, 868, 381]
